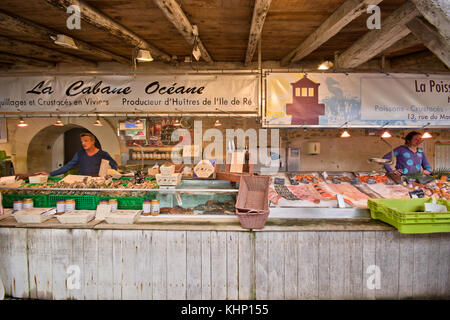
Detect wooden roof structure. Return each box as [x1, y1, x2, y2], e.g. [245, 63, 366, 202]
[0, 0, 448, 71]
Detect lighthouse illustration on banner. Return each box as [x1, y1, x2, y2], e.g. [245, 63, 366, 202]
[285, 75, 325, 125]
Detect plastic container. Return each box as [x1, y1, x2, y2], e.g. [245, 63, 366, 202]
[142, 199, 151, 215]
[4, 194, 48, 208]
[151, 199, 160, 216]
[48, 195, 98, 210]
[109, 199, 118, 211]
[368, 198, 450, 234]
[23, 198, 34, 209]
[235, 175, 271, 229]
[56, 200, 65, 214]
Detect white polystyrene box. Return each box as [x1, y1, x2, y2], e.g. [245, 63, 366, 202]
[56, 210, 96, 224]
[14, 208, 56, 223]
[105, 210, 141, 224]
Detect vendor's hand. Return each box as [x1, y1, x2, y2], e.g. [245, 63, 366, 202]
[34, 171, 49, 176]
[393, 169, 403, 176]
[423, 170, 432, 175]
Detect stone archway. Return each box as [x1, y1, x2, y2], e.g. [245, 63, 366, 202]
[11, 117, 121, 173]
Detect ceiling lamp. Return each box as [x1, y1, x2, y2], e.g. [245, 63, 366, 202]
[340, 129, 351, 138]
[93, 115, 102, 127]
[174, 118, 181, 127]
[51, 34, 78, 49]
[421, 122, 432, 139]
[54, 115, 64, 127]
[214, 119, 222, 127]
[17, 117, 28, 127]
[192, 25, 201, 61]
[136, 49, 153, 62]
[318, 61, 334, 70]
[381, 130, 392, 139]
[339, 121, 350, 138]
[421, 131, 432, 139]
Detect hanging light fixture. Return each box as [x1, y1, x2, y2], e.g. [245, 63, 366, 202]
[93, 114, 103, 127]
[174, 118, 181, 127]
[421, 122, 432, 139]
[214, 119, 222, 127]
[192, 25, 201, 61]
[339, 121, 351, 138]
[380, 122, 391, 138]
[17, 117, 28, 127]
[54, 115, 64, 127]
[136, 49, 153, 62]
[51, 34, 78, 50]
[318, 61, 334, 70]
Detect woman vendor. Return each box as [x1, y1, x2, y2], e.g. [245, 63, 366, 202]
[382, 131, 432, 176]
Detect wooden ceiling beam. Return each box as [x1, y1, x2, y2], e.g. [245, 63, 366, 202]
[0, 52, 55, 67]
[45, 0, 172, 63]
[0, 10, 129, 65]
[153, 0, 213, 63]
[410, 0, 450, 41]
[406, 17, 450, 68]
[281, 0, 383, 66]
[245, 0, 272, 66]
[381, 33, 422, 55]
[0, 35, 96, 67]
[336, 1, 420, 69]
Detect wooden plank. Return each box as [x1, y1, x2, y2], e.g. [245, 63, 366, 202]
[375, 231, 400, 299]
[426, 233, 442, 299]
[0, 35, 95, 66]
[336, 1, 420, 68]
[28, 229, 53, 299]
[3, 228, 29, 298]
[0, 10, 128, 64]
[153, 0, 213, 63]
[97, 230, 114, 300]
[69, 229, 84, 300]
[0, 52, 54, 68]
[121, 230, 138, 300]
[329, 232, 345, 299]
[201, 232, 212, 300]
[210, 231, 227, 299]
[412, 234, 431, 299]
[348, 232, 363, 299]
[267, 232, 284, 300]
[437, 234, 450, 298]
[245, 0, 272, 65]
[0, 228, 11, 297]
[152, 230, 167, 299]
[398, 233, 415, 299]
[362, 231, 377, 300]
[406, 17, 450, 68]
[226, 232, 239, 300]
[382, 33, 422, 55]
[137, 231, 153, 300]
[166, 231, 186, 300]
[112, 230, 123, 300]
[51, 229, 72, 300]
[281, 0, 383, 65]
[254, 232, 268, 299]
[284, 232, 298, 299]
[410, 0, 450, 41]
[297, 232, 319, 299]
[45, 0, 171, 63]
[318, 232, 331, 299]
[238, 232, 253, 300]
[82, 230, 98, 300]
[186, 232, 202, 299]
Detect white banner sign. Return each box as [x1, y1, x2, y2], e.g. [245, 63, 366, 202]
[0, 75, 258, 113]
[361, 76, 449, 121]
[265, 73, 450, 127]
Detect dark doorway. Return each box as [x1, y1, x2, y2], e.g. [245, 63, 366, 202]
[64, 128, 101, 164]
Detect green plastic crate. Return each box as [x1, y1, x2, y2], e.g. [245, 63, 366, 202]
[368, 198, 450, 234]
[98, 196, 147, 210]
[47, 176, 63, 181]
[48, 194, 98, 210]
[2, 194, 48, 208]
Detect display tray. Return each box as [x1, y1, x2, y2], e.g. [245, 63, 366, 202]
[322, 171, 356, 184]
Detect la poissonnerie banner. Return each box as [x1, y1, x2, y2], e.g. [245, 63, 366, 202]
[264, 73, 450, 127]
[0, 75, 258, 113]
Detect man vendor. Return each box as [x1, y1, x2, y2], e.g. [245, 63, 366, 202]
[382, 131, 432, 176]
[37, 132, 118, 177]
